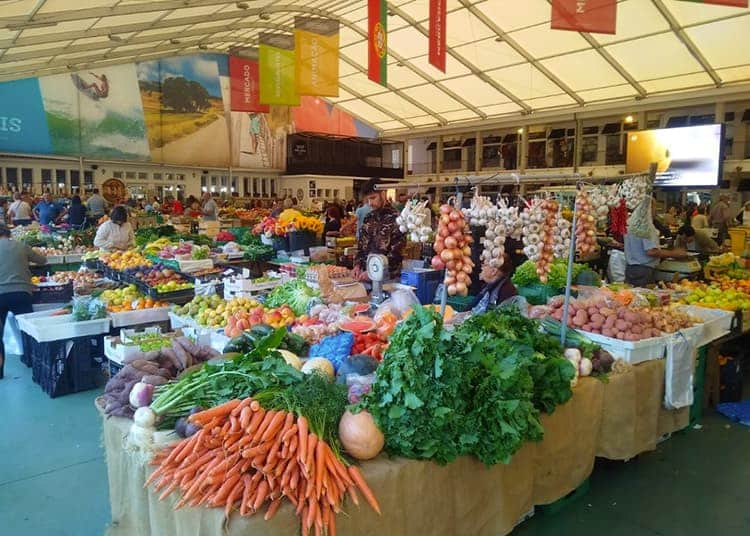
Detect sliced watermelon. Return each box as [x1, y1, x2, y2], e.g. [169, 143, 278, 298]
[351, 303, 371, 315]
[339, 317, 376, 334]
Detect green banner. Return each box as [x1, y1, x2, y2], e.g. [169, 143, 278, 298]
[259, 34, 300, 106]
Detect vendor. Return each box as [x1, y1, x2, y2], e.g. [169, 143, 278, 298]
[624, 197, 686, 287]
[67, 195, 87, 229]
[201, 192, 218, 221]
[674, 225, 721, 254]
[353, 178, 406, 281]
[323, 205, 342, 236]
[93, 206, 134, 252]
[0, 222, 46, 379]
[8, 192, 33, 226]
[472, 256, 517, 314]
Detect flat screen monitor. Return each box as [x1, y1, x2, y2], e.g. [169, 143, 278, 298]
[626, 124, 723, 187]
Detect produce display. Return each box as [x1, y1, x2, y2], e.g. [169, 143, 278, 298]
[265, 279, 320, 316]
[520, 198, 560, 283]
[99, 285, 169, 312]
[431, 201, 473, 296]
[619, 175, 650, 210]
[131, 264, 193, 293]
[396, 198, 433, 243]
[34, 270, 100, 289]
[512, 258, 591, 290]
[574, 190, 597, 257]
[671, 280, 750, 311]
[102, 250, 152, 271]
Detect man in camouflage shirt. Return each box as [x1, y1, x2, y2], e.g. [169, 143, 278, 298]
[353, 179, 406, 280]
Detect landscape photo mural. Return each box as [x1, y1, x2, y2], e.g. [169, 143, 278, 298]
[0, 53, 377, 169]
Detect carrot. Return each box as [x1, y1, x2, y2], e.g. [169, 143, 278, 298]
[145, 466, 168, 487]
[328, 511, 337, 536]
[290, 464, 301, 490]
[153, 471, 175, 493]
[250, 400, 261, 412]
[189, 399, 242, 425]
[315, 440, 326, 499]
[254, 410, 277, 442]
[239, 406, 253, 429]
[239, 474, 253, 516]
[252, 480, 270, 512]
[212, 473, 242, 505]
[246, 408, 266, 434]
[232, 397, 253, 416]
[301, 507, 310, 536]
[162, 438, 191, 466]
[261, 411, 287, 443]
[221, 421, 231, 436]
[305, 433, 318, 476]
[264, 498, 282, 521]
[347, 484, 360, 506]
[297, 416, 309, 465]
[296, 480, 307, 515]
[289, 434, 299, 457]
[230, 415, 240, 434]
[225, 478, 245, 517]
[281, 423, 298, 444]
[252, 452, 267, 469]
[306, 495, 317, 529]
[322, 501, 330, 532]
[348, 465, 381, 515]
[174, 432, 201, 463]
[242, 442, 270, 459]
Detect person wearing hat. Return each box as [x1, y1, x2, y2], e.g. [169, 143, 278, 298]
[0, 222, 47, 378]
[353, 179, 406, 281]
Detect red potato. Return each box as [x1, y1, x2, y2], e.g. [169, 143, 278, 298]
[602, 328, 615, 338]
[615, 319, 628, 332]
[616, 332, 626, 340]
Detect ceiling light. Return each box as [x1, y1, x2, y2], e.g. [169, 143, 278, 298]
[236, 1, 249, 8]
[198, 44, 208, 50]
[108, 34, 123, 42]
[170, 38, 181, 44]
[517, 128, 523, 134]
[259, 12, 270, 20]
[624, 115, 634, 124]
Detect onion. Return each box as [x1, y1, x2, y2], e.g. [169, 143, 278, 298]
[446, 260, 456, 270]
[448, 284, 458, 295]
[462, 264, 473, 274]
[440, 205, 451, 215]
[449, 211, 461, 221]
[445, 275, 456, 285]
[444, 236, 457, 249]
[440, 249, 454, 262]
[447, 222, 458, 233]
[431, 256, 445, 270]
[452, 230, 463, 241]
[439, 227, 450, 238]
[455, 282, 467, 294]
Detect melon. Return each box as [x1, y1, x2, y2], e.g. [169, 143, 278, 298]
[276, 349, 302, 370]
[301, 357, 335, 379]
[339, 317, 376, 334]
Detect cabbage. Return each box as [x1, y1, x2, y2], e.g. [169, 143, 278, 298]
[265, 279, 320, 316]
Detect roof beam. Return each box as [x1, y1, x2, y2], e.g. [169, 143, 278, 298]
[338, 82, 415, 130]
[459, 0, 584, 106]
[650, 0, 722, 87]
[386, 2, 532, 113]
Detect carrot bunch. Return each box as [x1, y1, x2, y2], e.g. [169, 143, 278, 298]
[146, 397, 381, 535]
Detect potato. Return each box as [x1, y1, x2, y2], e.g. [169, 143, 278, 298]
[631, 325, 643, 335]
[582, 323, 592, 331]
[624, 311, 639, 323]
[602, 328, 615, 338]
[604, 315, 616, 328]
[600, 307, 615, 317]
[616, 332, 626, 340]
[590, 313, 605, 325]
[588, 307, 599, 316]
[615, 319, 629, 332]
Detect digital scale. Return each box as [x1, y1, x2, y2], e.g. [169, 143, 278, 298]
[366, 254, 389, 306]
[654, 254, 702, 282]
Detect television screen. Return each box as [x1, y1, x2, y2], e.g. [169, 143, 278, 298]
[626, 124, 723, 187]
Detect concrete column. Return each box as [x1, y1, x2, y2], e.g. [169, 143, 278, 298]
[474, 130, 482, 172]
[519, 126, 528, 172]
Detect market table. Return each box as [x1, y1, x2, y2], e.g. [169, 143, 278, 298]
[100, 359, 688, 536]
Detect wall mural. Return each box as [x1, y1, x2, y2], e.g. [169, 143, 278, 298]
[0, 53, 377, 169]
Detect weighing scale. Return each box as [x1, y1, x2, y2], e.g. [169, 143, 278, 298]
[654, 253, 702, 282]
[367, 254, 389, 306]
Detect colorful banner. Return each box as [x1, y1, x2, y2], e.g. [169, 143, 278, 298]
[259, 34, 300, 106]
[294, 17, 340, 97]
[678, 0, 747, 5]
[0, 78, 51, 155]
[368, 0, 388, 86]
[229, 53, 269, 113]
[550, 0, 617, 35]
[429, 0, 446, 72]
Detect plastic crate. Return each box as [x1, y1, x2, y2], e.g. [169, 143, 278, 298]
[31, 282, 73, 304]
[435, 294, 476, 312]
[517, 283, 563, 306]
[576, 330, 667, 364]
[28, 334, 103, 398]
[17, 313, 110, 342]
[108, 306, 171, 328]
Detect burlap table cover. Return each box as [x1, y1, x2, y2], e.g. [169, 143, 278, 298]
[102, 360, 689, 535]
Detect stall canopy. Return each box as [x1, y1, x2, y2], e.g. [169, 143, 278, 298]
[0, 0, 749, 135]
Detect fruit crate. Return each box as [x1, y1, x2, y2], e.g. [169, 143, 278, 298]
[31, 282, 73, 304]
[141, 285, 195, 304]
[28, 334, 104, 398]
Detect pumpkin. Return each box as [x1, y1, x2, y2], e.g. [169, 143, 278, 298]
[301, 357, 335, 379]
[338, 410, 384, 460]
[276, 349, 302, 370]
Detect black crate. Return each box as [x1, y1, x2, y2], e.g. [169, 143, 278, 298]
[28, 334, 104, 398]
[32, 282, 73, 304]
[20, 332, 34, 367]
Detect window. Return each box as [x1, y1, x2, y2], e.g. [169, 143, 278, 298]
[21, 168, 32, 191]
[6, 168, 18, 190]
[231, 176, 238, 194]
[41, 169, 52, 183]
[261, 178, 268, 197]
[549, 128, 575, 168]
[527, 131, 548, 169]
[176, 174, 185, 182]
[153, 172, 163, 181]
[253, 177, 259, 196]
[138, 172, 148, 180]
[125, 171, 136, 179]
[70, 170, 80, 190]
[84, 171, 94, 190]
[243, 177, 250, 196]
[200, 176, 207, 191]
[56, 170, 67, 192]
[113, 171, 123, 179]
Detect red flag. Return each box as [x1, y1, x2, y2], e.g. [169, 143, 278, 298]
[368, 0, 387, 85]
[551, 0, 617, 35]
[429, 0, 446, 72]
[229, 55, 269, 113]
[681, 0, 748, 6]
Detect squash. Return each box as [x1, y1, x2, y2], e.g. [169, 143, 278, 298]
[276, 349, 302, 370]
[301, 357, 335, 379]
[338, 410, 384, 460]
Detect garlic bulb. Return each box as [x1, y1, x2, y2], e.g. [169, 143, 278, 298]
[463, 194, 497, 227]
[396, 199, 433, 243]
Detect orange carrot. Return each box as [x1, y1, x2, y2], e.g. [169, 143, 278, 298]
[232, 397, 252, 416]
[297, 416, 308, 465]
[289, 435, 299, 457]
[305, 433, 318, 476]
[240, 474, 253, 516]
[241, 442, 270, 459]
[189, 399, 241, 425]
[306, 495, 317, 529]
[247, 408, 266, 434]
[315, 440, 325, 499]
[282, 423, 298, 443]
[162, 437, 191, 466]
[264, 498, 282, 521]
[252, 480, 269, 512]
[230, 415, 240, 434]
[348, 465, 381, 515]
[254, 410, 277, 442]
[239, 406, 252, 429]
[321, 501, 330, 532]
[250, 400, 261, 412]
[347, 484, 359, 506]
[174, 431, 201, 463]
[290, 464, 300, 490]
[301, 507, 310, 536]
[328, 511, 337, 536]
[212, 473, 242, 505]
[261, 411, 287, 443]
[225, 478, 245, 517]
[296, 480, 307, 515]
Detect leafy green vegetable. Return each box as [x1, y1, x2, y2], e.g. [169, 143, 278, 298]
[512, 258, 586, 290]
[265, 279, 320, 316]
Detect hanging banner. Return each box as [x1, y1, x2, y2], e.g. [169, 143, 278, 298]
[677, 0, 747, 6]
[429, 0, 446, 72]
[368, 0, 388, 86]
[229, 53, 269, 113]
[294, 17, 340, 97]
[259, 34, 300, 106]
[550, 0, 617, 35]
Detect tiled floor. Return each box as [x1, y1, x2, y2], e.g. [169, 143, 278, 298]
[2, 351, 750, 535]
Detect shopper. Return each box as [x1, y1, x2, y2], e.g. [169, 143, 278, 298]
[472, 255, 517, 314]
[8, 192, 32, 226]
[323, 205, 342, 236]
[87, 188, 107, 219]
[93, 206, 134, 251]
[710, 194, 732, 245]
[67, 195, 87, 229]
[0, 222, 46, 379]
[624, 197, 685, 287]
[0, 199, 7, 225]
[735, 201, 750, 226]
[34, 192, 65, 226]
[201, 193, 218, 221]
[151, 196, 161, 211]
[355, 196, 373, 239]
[163, 195, 183, 216]
[674, 225, 721, 254]
[353, 178, 406, 281]
[691, 205, 709, 230]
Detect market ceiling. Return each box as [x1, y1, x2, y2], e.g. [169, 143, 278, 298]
[0, 0, 748, 135]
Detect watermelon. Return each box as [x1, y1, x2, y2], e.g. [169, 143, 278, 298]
[339, 317, 376, 334]
[351, 303, 371, 315]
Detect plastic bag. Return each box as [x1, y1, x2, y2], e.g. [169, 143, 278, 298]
[376, 287, 420, 319]
[665, 333, 695, 410]
[346, 373, 376, 404]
